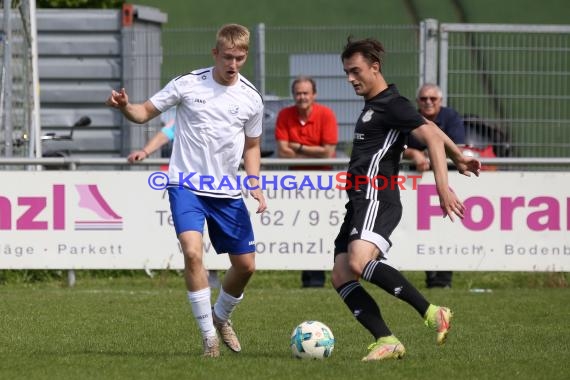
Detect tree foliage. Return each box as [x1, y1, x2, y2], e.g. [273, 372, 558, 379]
[38, 0, 124, 8]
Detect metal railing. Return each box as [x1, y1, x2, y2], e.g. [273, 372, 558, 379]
[1, 157, 570, 168]
[439, 23, 570, 158]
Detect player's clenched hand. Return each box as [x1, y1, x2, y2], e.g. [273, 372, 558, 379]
[250, 188, 267, 214]
[439, 188, 465, 222]
[127, 150, 146, 163]
[106, 88, 129, 109]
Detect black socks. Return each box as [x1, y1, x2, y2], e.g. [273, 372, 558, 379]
[362, 260, 430, 316]
[336, 280, 391, 339]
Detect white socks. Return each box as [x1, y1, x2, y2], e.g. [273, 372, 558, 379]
[187, 288, 216, 338]
[213, 287, 243, 321]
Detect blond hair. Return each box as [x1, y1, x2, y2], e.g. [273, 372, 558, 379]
[216, 24, 250, 51]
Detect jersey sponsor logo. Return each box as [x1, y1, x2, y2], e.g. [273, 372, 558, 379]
[193, 98, 206, 104]
[249, 240, 256, 246]
[362, 108, 374, 122]
[350, 227, 359, 235]
[228, 104, 240, 115]
[354, 133, 365, 140]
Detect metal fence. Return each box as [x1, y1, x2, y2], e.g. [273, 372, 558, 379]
[438, 23, 570, 158]
[0, 1, 36, 158]
[159, 24, 421, 155]
[159, 22, 570, 159]
[2, 19, 569, 161]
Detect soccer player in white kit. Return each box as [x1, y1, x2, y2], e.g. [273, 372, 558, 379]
[106, 24, 267, 358]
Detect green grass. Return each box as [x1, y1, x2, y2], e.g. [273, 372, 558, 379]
[1, 271, 569, 379]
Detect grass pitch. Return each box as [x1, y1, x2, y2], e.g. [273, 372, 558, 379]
[0, 271, 568, 380]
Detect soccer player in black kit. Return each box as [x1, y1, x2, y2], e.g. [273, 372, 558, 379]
[331, 38, 481, 361]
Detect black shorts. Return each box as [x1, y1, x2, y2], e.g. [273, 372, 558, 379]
[334, 198, 402, 258]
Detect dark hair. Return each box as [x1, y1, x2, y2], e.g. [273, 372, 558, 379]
[291, 76, 317, 95]
[341, 37, 385, 72]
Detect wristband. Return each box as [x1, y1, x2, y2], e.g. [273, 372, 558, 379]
[296, 144, 304, 153]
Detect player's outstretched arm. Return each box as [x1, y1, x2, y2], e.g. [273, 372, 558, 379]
[436, 186, 466, 222]
[425, 120, 481, 177]
[243, 136, 267, 214]
[106, 88, 161, 124]
[452, 154, 481, 177]
[127, 131, 170, 163]
[411, 122, 466, 222]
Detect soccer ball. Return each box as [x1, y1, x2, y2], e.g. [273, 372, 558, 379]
[290, 320, 335, 359]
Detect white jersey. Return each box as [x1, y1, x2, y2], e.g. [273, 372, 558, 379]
[150, 67, 264, 198]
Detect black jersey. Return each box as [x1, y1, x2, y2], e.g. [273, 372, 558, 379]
[347, 84, 424, 204]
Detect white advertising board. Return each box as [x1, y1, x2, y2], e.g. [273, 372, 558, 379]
[0, 171, 568, 271]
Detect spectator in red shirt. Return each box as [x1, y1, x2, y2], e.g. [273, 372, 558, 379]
[275, 76, 339, 287]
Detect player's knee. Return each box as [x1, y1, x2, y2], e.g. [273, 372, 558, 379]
[182, 247, 203, 266]
[235, 260, 255, 277]
[245, 261, 256, 276]
[330, 269, 344, 288]
[331, 263, 356, 288]
[347, 258, 364, 278]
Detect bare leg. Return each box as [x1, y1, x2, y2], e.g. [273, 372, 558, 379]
[222, 252, 255, 297]
[178, 230, 208, 291]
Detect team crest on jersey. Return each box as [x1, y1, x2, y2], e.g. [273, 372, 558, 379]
[362, 109, 374, 123]
[228, 104, 240, 115]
